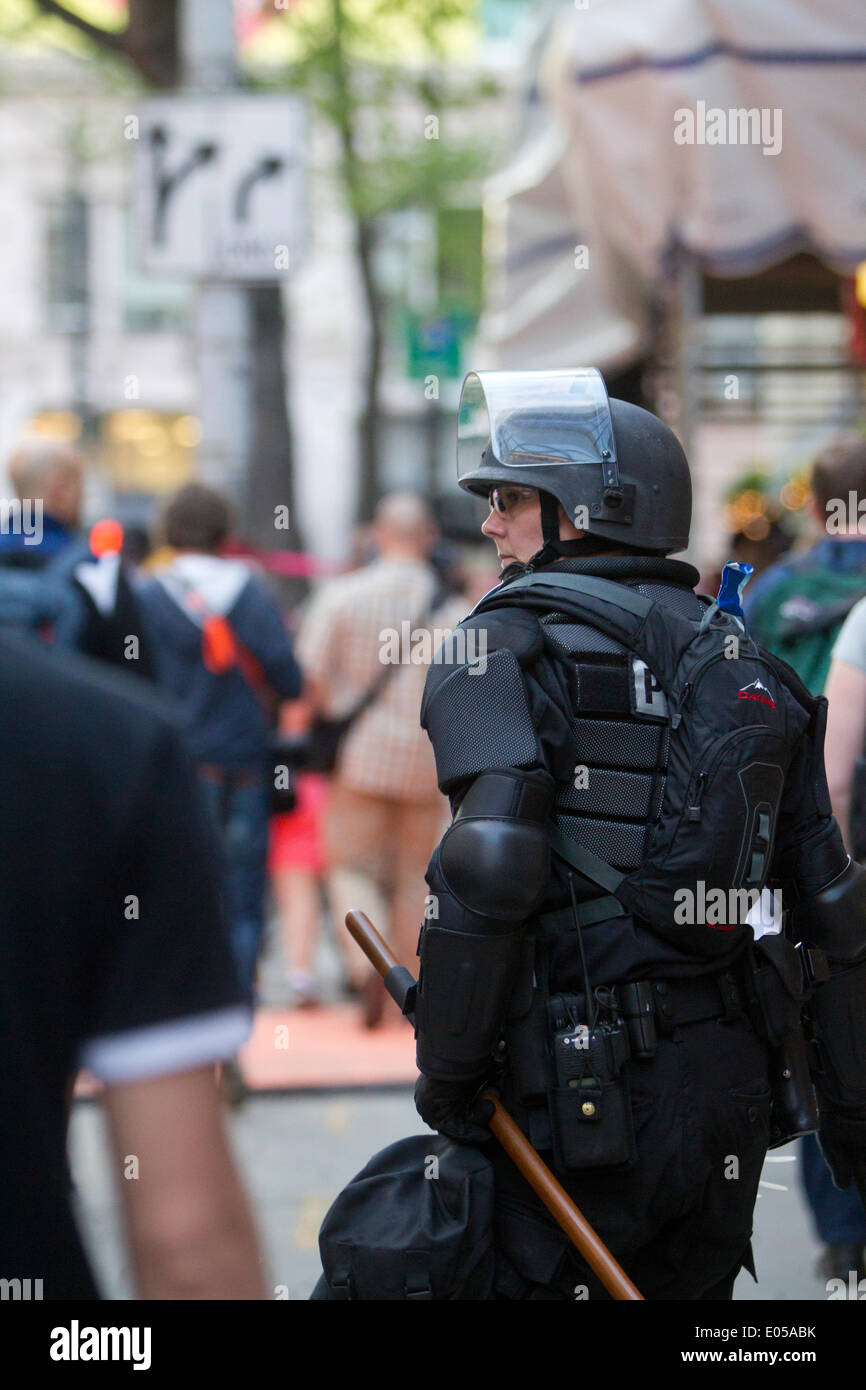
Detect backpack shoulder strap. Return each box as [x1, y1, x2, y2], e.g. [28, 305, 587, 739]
[473, 571, 696, 695]
[473, 570, 652, 623]
[498, 571, 654, 618]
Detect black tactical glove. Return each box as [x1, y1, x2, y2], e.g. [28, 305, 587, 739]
[414, 1074, 495, 1145]
[818, 1104, 866, 1196]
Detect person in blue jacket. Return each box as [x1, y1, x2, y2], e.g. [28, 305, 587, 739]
[138, 483, 303, 1002]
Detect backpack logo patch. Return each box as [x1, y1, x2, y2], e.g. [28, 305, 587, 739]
[737, 677, 776, 709]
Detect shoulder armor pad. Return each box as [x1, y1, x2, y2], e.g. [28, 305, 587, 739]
[441, 606, 543, 665]
[422, 607, 543, 720]
[420, 609, 542, 793]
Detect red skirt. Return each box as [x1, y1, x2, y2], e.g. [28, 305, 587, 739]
[269, 772, 329, 874]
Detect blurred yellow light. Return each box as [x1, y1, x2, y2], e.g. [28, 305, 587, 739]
[109, 410, 158, 442]
[28, 411, 82, 442]
[856, 262, 866, 309]
[738, 490, 763, 513]
[172, 415, 202, 448]
[729, 495, 765, 530]
[780, 479, 811, 510]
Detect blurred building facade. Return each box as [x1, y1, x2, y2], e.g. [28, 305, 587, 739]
[3, 1, 864, 575]
[478, 0, 866, 570]
[0, 9, 526, 562]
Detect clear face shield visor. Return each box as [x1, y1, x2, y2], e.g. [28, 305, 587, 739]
[456, 369, 616, 484]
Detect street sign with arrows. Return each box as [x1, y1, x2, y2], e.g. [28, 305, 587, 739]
[134, 95, 305, 280]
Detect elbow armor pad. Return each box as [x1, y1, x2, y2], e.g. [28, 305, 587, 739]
[790, 856, 866, 963]
[438, 770, 553, 921]
[415, 767, 555, 1080]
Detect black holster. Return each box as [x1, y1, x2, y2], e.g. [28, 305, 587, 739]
[503, 953, 635, 1172]
[545, 992, 635, 1172]
[747, 933, 819, 1147]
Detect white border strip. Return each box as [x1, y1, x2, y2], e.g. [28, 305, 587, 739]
[79, 1005, 253, 1084]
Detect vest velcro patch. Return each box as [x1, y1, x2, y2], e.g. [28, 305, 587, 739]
[573, 659, 631, 715]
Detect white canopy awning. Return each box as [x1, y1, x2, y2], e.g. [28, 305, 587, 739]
[480, 0, 866, 369]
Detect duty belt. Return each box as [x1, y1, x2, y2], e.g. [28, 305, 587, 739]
[535, 904, 749, 1034]
[557, 969, 748, 1037]
[644, 969, 748, 1035]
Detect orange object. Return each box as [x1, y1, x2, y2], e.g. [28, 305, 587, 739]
[201, 613, 239, 673]
[89, 518, 124, 556]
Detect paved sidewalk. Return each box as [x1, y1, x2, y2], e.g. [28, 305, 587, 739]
[239, 1004, 416, 1090]
[69, 1092, 833, 1301]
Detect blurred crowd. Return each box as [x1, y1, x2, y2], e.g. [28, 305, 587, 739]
[0, 442, 478, 1038]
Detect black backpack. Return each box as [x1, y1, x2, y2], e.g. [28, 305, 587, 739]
[0, 546, 86, 646]
[315, 1135, 495, 1300]
[475, 571, 813, 958]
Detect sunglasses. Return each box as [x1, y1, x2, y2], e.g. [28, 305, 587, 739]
[487, 485, 539, 517]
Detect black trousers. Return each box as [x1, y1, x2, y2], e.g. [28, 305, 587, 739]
[491, 1012, 771, 1300]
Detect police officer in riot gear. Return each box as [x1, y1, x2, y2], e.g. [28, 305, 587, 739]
[413, 369, 866, 1299]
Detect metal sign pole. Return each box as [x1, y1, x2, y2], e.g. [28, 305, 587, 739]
[180, 0, 251, 503]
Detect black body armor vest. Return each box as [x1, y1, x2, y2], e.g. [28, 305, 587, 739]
[538, 563, 701, 872]
[476, 555, 748, 988]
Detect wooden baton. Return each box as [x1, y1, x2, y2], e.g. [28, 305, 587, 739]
[345, 908, 643, 1301]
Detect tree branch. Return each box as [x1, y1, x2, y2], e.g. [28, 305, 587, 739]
[32, 0, 124, 55]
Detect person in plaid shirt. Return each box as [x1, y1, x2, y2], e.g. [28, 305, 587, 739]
[297, 493, 467, 1025]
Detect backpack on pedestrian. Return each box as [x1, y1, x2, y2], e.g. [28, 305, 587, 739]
[748, 562, 866, 860]
[748, 562, 866, 694]
[0, 547, 86, 648]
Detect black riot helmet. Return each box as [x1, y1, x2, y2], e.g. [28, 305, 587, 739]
[457, 368, 692, 566]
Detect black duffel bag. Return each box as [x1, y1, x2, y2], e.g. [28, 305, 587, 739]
[312, 1135, 495, 1300]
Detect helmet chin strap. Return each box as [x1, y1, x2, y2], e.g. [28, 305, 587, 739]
[524, 491, 608, 570]
[501, 490, 629, 580]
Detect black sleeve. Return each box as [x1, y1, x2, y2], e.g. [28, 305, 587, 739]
[414, 614, 555, 1079]
[768, 694, 847, 905]
[78, 720, 248, 1082]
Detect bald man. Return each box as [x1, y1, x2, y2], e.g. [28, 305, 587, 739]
[6, 440, 84, 534]
[297, 492, 468, 1026]
[0, 439, 152, 674]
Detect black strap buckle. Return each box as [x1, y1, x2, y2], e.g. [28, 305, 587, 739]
[329, 1243, 353, 1300]
[651, 980, 676, 1036]
[717, 967, 746, 1023]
